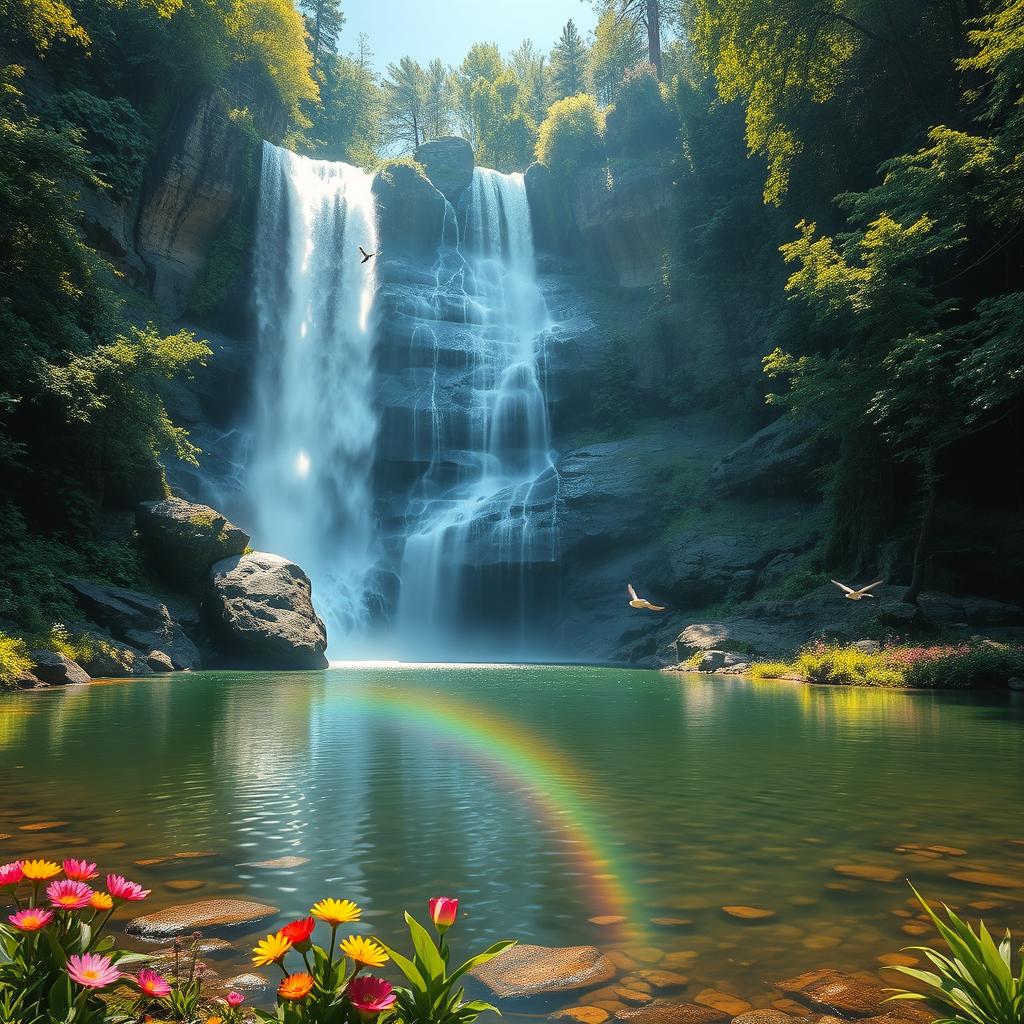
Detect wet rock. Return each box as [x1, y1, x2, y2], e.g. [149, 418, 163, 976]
[65, 578, 199, 671]
[472, 944, 617, 998]
[616, 989, 654, 1006]
[126, 899, 279, 938]
[774, 969, 928, 1020]
[165, 880, 205, 891]
[373, 162, 446, 259]
[721, 906, 776, 921]
[948, 869, 1023, 889]
[732, 1013, 793, 1024]
[608, 951, 639, 973]
[614, 1000, 729, 1024]
[76, 634, 154, 677]
[650, 918, 692, 928]
[707, 417, 823, 500]
[636, 971, 688, 990]
[136, 497, 249, 590]
[589, 915, 628, 926]
[928, 845, 966, 856]
[207, 552, 328, 669]
[833, 864, 901, 884]
[19, 821, 69, 832]
[553, 1008, 611, 1024]
[693, 991, 752, 1017]
[697, 651, 727, 672]
[239, 856, 309, 869]
[28, 651, 90, 686]
[625, 948, 665, 965]
[901, 922, 931, 936]
[413, 136, 474, 202]
[877, 953, 918, 967]
[147, 650, 175, 672]
[219, 972, 272, 992]
[154, 937, 235, 958]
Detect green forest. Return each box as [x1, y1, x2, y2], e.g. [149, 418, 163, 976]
[1, 0, 1022, 671]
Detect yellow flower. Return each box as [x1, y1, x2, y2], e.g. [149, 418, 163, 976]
[89, 891, 113, 911]
[21, 860, 61, 881]
[252, 931, 293, 967]
[311, 897, 361, 926]
[206, 1017, 224, 1024]
[341, 935, 388, 968]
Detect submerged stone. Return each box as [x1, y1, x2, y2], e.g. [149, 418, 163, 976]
[239, 855, 310, 869]
[553, 1009, 611, 1024]
[693, 990, 752, 1017]
[126, 899, 279, 938]
[721, 905, 776, 920]
[833, 864, 901, 883]
[614, 999, 729, 1024]
[472, 944, 616, 998]
[947, 869, 1023, 889]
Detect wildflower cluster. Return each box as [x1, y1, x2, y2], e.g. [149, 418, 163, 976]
[253, 895, 514, 1024]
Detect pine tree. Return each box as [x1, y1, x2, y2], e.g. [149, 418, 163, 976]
[381, 56, 427, 150]
[550, 19, 588, 99]
[299, 0, 345, 68]
[423, 58, 454, 140]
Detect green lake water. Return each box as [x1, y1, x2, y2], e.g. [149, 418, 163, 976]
[1, 665, 1022, 1010]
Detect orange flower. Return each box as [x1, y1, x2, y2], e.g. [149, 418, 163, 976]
[89, 891, 113, 911]
[21, 860, 61, 881]
[278, 972, 315, 1000]
[341, 935, 389, 968]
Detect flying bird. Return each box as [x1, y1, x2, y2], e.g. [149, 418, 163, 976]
[628, 583, 665, 612]
[358, 246, 377, 264]
[831, 578, 885, 601]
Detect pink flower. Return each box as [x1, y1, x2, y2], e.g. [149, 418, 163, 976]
[48, 879, 94, 910]
[0, 862, 24, 887]
[225, 992, 245, 1007]
[135, 968, 172, 998]
[9, 907, 54, 931]
[428, 897, 458, 930]
[63, 859, 99, 881]
[348, 976, 397, 1019]
[106, 874, 150, 901]
[68, 953, 121, 989]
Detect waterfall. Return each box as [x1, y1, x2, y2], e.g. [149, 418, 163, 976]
[394, 168, 560, 658]
[248, 142, 380, 647]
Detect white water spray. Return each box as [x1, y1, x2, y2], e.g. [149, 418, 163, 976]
[249, 142, 380, 645]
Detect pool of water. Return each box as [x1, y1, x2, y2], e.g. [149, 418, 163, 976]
[1, 666, 1022, 1010]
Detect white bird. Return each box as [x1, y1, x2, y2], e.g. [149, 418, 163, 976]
[358, 245, 377, 264]
[831, 578, 885, 601]
[628, 583, 665, 612]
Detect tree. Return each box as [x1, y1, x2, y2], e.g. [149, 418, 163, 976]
[588, 7, 645, 105]
[382, 56, 427, 150]
[510, 38, 550, 124]
[619, 0, 663, 76]
[550, 19, 589, 100]
[470, 69, 535, 171]
[305, 52, 382, 164]
[351, 31, 373, 71]
[423, 58, 455, 140]
[535, 93, 605, 176]
[299, 0, 344, 68]
[455, 42, 505, 144]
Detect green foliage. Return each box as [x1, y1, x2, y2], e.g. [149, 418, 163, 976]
[886, 884, 1024, 1024]
[0, 633, 32, 689]
[589, 7, 645, 105]
[593, 336, 641, 433]
[752, 641, 1024, 689]
[604, 62, 677, 154]
[550, 19, 589, 101]
[535, 93, 605, 176]
[470, 69, 535, 171]
[382, 55, 428, 151]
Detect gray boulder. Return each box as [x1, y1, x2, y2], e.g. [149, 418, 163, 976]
[707, 417, 823, 499]
[76, 632, 154, 677]
[28, 650, 90, 686]
[372, 162, 446, 259]
[65, 578, 200, 671]
[206, 552, 328, 669]
[137, 497, 249, 589]
[413, 136, 474, 202]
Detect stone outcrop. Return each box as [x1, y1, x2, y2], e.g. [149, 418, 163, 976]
[568, 160, 674, 288]
[707, 418, 823, 499]
[472, 944, 617, 998]
[126, 899, 279, 938]
[372, 162, 446, 259]
[75, 633, 154, 678]
[28, 651, 90, 686]
[65, 578, 200, 671]
[206, 553, 328, 669]
[136, 497, 249, 589]
[132, 89, 263, 312]
[414, 136, 474, 202]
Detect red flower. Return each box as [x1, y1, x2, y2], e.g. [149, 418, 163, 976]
[281, 916, 316, 948]
[428, 897, 458, 931]
[348, 976, 397, 1020]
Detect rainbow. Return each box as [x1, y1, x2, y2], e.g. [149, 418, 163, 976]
[329, 671, 650, 946]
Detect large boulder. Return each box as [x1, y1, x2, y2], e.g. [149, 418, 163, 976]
[64, 578, 200, 671]
[75, 632, 154, 678]
[136, 497, 249, 589]
[413, 136, 474, 203]
[472, 944, 616, 998]
[127, 899, 279, 939]
[28, 651, 90, 686]
[707, 417, 823, 499]
[372, 162, 446, 259]
[206, 552, 328, 669]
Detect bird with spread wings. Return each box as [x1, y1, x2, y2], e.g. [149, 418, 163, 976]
[628, 583, 665, 611]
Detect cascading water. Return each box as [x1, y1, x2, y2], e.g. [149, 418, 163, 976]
[248, 142, 381, 648]
[394, 168, 561, 658]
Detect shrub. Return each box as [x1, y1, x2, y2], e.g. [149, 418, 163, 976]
[750, 661, 790, 679]
[535, 93, 605, 177]
[886, 884, 1024, 1024]
[604, 63, 678, 155]
[0, 633, 32, 688]
[794, 643, 905, 687]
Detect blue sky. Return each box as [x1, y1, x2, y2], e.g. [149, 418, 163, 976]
[339, 0, 599, 72]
